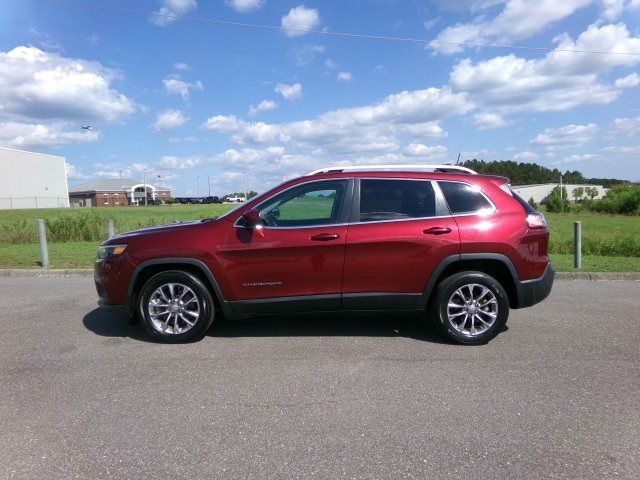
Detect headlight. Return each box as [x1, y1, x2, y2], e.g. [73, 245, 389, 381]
[97, 244, 127, 259]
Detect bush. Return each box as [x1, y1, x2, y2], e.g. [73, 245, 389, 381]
[585, 185, 640, 215]
[45, 212, 106, 242]
[528, 197, 538, 210]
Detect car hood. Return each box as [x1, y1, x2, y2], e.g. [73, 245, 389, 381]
[106, 219, 213, 242]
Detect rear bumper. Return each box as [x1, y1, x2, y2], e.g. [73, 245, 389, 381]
[515, 263, 555, 309]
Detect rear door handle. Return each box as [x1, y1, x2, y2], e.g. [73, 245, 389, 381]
[310, 233, 340, 241]
[423, 227, 452, 235]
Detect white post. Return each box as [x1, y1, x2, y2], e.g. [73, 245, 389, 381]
[107, 219, 115, 238]
[143, 168, 148, 206]
[37, 219, 49, 268]
[574, 221, 582, 269]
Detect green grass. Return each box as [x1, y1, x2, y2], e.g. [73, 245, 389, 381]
[1, 243, 636, 271]
[0, 242, 101, 268]
[550, 254, 640, 272]
[0, 206, 638, 271]
[0, 204, 236, 244]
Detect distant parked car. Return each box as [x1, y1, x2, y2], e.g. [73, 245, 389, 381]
[202, 196, 222, 204]
[224, 195, 245, 203]
[95, 164, 554, 344]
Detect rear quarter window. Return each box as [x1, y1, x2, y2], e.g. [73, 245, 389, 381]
[438, 181, 493, 215]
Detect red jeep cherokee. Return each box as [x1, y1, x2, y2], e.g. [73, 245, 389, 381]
[95, 165, 554, 345]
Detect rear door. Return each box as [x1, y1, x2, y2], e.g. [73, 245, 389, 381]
[341, 178, 460, 310]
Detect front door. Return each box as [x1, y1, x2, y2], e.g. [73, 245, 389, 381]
[341, 178, 460, 310]
[220, 179, 352, 314]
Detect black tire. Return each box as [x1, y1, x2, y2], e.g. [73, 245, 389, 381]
[138, 270, 215, 343]
[429, 271, 509, 345]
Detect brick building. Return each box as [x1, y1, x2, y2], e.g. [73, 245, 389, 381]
[68, 178, 172, 207]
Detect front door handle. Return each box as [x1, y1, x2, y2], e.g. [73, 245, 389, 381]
[310, 233, 340, 241]
[423, 227, 452, 235]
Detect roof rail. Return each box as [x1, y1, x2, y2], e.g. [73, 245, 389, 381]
[306, 164, 477, 175]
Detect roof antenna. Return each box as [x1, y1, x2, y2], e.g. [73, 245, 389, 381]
[456, 153, 461, 165]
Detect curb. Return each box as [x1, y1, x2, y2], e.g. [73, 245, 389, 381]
[0, 269, 639, 280]
[0, 269, 94, 277]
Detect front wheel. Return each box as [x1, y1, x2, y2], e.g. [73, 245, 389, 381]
[138, 270, 215, 343]
[430, 271, 509, 345]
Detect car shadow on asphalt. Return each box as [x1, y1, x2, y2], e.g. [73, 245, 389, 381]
[82, 308, 455, 345]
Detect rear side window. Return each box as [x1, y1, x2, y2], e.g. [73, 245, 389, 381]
[359, 179, 437, 222]
[510, 189, 537, 214]
[439, 181, 493, 215]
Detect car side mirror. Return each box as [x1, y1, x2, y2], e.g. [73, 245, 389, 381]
[242, 209, 262, 228]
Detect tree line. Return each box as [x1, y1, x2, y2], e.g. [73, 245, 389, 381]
[461, 160, 628, 188]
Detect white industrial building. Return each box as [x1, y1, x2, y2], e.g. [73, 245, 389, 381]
[511, 183, 608, 204]
[0, 147, 70, 209]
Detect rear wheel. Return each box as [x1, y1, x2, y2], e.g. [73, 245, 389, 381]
[138, 270, 215, 343]
[430, 271, 509, 345]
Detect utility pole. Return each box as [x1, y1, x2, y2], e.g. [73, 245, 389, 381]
[243, 171, 247, 202]
[196, 176, 200, 200]
[207, 174, 211, 197]
[143, 167, 148, 206]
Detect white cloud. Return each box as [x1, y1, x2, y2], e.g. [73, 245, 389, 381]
[0, 121, 100, 148]
[202, 86, 471, 157]
[151, 109, 189, 131]
[531, 123, 598, 150]
[150, 0, 197, 26]
[201, 115, 242, 132]
[174, 62, 190, 71]
[281, 5, 320, 37]
[0, 46, 134, 123]
[290, 44, 325, 66]
[609, 116, 640, 137]
[431, 0, 593, 54]
[248, 100, 278, 117]
[275, 83, 303, 101]
[614, 72, 640, 89]
[600, 0, 640, 20]
[324, 58, 338, 69]
[403, 143, 448, 158]
[162, 76, 203, 100]
[558, 153, 602, 164]
[513, 151, 539, 161]
[449, 24, 640, 113]
[65, 162, 86, 179]
[337, 71, 353, 82]
[226, 0, 264, 13]
[473, 112, 509, 129]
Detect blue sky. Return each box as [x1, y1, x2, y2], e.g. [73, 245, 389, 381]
[0, 0, 639, 195]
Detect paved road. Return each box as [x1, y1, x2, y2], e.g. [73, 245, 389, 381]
[0, 277, 638, 479]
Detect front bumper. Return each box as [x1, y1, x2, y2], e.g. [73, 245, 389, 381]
[97, 299, 130, 318]
[515, 263, 555, 309]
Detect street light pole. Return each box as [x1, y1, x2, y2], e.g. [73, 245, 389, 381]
[196, 176, 200, 200]
[243, 171, 247, 202]
[143, 168, 148, 206]
[207, 174, 210, 197]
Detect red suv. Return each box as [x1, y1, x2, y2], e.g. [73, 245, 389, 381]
[95, 165, 554, 345]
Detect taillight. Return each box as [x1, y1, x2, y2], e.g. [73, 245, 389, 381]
[526, 213, 547, 229]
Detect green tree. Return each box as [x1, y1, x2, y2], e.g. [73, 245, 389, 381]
[546, 186, 569, 213]
[588, 187, 598, 199]
[528, 197, 538, 210]
[572, 187, 584, 203]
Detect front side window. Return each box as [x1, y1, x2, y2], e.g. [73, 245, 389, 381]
[257, 180, 348, 227]
[439, 181, 493, 215]
[359, 179, 437, 222]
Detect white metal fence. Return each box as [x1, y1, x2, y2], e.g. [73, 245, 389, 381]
[0, 196, 70, 209]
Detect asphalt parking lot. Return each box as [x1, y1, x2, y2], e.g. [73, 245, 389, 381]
[0, 277, 638, 479]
